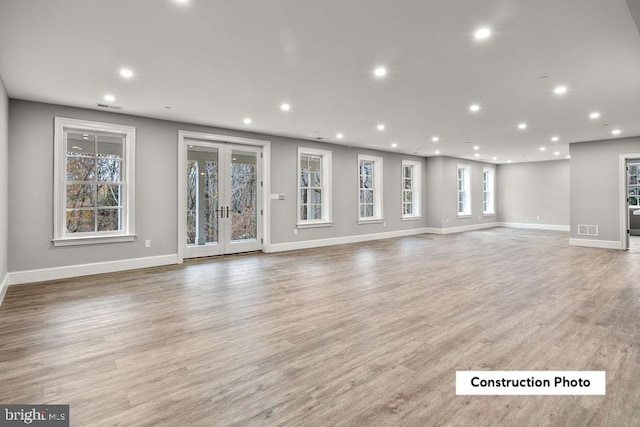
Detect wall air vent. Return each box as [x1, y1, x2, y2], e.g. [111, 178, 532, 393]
[577, 224, 598, 236]
[96, 103, 123, 110]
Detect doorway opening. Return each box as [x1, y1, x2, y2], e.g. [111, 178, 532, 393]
[178, 131, 270, 262]
[627, 159, 640, 252]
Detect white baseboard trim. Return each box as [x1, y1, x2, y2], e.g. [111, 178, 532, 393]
[499, 222, 570, 232]
[0, 273, 8, 306]
[8, 254, 179, 286]
[265, 227, 429, 253]
[569, 238, 623, 250]
[426, 222, 498, 235]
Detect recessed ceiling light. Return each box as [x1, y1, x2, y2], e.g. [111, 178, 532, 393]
[336, 133, 343, 139]
[243, 117, 252, 125]
[435, 150, 440, 154]
[508, 160, 512, 163]
[551, 136, 559, 142]
[391, 142, 398, 148]
[432, 136, 439, 142]
[492, 157, 497, 161]
[280, 103, 291, 111]
[475, 153, 480, 157]
[119, 69, 133, 78]
[373, 67, 387, 78]
[175, 0, 188, 3]
[104, 94, 115, 102]
[540, 147, 546, 151]
[612, 129, 621, 135]
[566, 155, 571, 159]
[553, 85, 568, 95]
[589, 112, 600, 119]
[377, 124, 385, 131]
[518, 123, 527, 130]
[474, 27, 492, 40]
[554, 151, 560, 155]
[473, 145, 479, 150]
[469, 104, 481, 112]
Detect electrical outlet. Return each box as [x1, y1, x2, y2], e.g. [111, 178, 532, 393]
[446, 218, 450, 223]
[278, 193, 285, 200]
[145, 240, 151, 248]
[536, 216, 540, 220]
[383, 221, 386, 227]
[293, 228, 298, 235]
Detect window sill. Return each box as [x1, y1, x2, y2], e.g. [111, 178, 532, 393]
[52, 234, 136, 247]
[296, 221, 333, 229]
[401, 216, 422, 222]
[483, 213, 496, 217]
[457, 214, 472, 219]
[358, 218, 384, 225]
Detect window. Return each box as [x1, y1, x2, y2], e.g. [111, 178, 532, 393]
[457, 164, 471, 216]
[483, 167, 495, 215]
[297, 147, 332, 227]
[53, 117, 136, 246]
[358, 154, 383, 222]
[402, 160, 421, 219]
[629, 162, 640, 207]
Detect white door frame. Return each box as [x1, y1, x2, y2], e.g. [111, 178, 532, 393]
[178, 130, 271, 263]
[619, 153, 640, 250]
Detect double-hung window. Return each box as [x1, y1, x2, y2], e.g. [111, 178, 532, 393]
[53, 117, 136, 246]
[358, 154, 383, 222]
[297, 147, 332, 227]
[483, 167, 495, 215]
[457, 164, 471, 216]
[401, 160, 421, 219]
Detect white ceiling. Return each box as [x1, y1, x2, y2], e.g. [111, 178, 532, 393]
[1, 0, 639, 163]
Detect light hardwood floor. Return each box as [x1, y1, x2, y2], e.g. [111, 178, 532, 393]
[1, 228, 639, 426]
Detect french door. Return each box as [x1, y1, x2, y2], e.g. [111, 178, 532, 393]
[183, 138, 262, 258]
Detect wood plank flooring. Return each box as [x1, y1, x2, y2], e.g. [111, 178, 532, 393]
[1, 228, 640, 426]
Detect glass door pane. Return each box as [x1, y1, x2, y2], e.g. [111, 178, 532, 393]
[187, 146, 219, 246]
[230, 150, 257, 242]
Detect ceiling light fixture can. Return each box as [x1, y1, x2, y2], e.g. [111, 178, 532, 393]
[474, 27, 491, 40]
[554, 85, 567, 95]
[374, 67, 387, 77]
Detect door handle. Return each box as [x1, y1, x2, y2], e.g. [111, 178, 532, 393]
[215, 207, 223, 218]
[226, 206, 229, 218]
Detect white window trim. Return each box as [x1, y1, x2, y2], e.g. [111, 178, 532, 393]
[483, 167, 496, 215]
[53, 117, 136, 246]
[401, 160, 422, 219]
[296, 147, 332, 228]
[358, 154, 384, 223]
[457, 164, 471, 217]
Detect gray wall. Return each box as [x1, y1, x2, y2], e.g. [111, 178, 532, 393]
[8, 99, 426, 272]
[270, 141, 427, 244]
[570, 136, 640, 243]
[497, 160, 570, 226]
[426, 156, 497, 229]
[0, 77, 8, 283]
